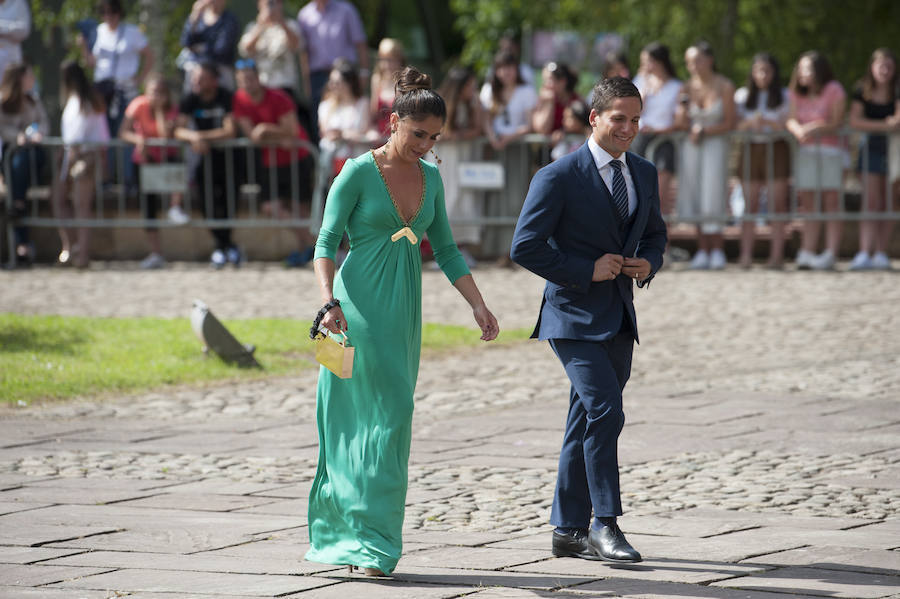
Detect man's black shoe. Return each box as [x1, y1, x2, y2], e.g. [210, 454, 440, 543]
[587, 524, 642, 563]
[551, 529, 603, 560]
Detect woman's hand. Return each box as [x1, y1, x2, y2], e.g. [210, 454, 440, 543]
[473, 304, 499, 341]
[134, 134, 147, 159]
[320, 305, 348, 335]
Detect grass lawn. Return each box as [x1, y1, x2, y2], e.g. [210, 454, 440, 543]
[0, 314, 530, 405]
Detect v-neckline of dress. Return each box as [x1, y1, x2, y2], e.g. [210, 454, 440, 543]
[371, 150, 426, 226]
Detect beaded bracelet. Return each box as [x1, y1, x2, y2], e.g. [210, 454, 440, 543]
[309, 298, 341, 339]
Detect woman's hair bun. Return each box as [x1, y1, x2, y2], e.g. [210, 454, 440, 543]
[395, 66, 432, 95]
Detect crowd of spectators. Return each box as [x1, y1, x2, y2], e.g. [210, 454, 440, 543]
[2, 0, 899, 271]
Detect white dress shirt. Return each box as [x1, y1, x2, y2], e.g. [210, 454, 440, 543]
[588, 135, 637, 217]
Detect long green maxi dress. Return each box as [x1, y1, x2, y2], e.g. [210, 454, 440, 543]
[305, 151, 470, 574]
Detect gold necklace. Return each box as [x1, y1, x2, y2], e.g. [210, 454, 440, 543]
[371, 150, 426, 226]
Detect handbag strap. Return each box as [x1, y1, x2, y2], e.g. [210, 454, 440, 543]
[103, 24, 126, 84]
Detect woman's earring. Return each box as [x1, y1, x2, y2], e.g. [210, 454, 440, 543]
[430, 149, 442, 165]
[382, 139, 389, 157]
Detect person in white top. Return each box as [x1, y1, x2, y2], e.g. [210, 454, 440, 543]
[675, 41, 736, 270]
[238, 0, 303, 103]
[53, 60, 110, 269]
[0, 0, 30, 81]
[734, 52, 791, 269]
[317, 58, 370, 177]
[632, 42, 682, 220]
[78, 0, 153, 134]
[480, 50, 537, 150]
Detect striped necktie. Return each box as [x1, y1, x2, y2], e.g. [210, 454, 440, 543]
[608, 159, 629, 223]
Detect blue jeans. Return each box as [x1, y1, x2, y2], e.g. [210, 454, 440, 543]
[7, 146, 47, 246]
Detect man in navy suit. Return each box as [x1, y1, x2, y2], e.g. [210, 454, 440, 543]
[510, 77, 667, 563]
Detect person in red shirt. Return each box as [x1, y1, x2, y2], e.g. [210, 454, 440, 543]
[119, 74, 189, 269]
[232, 58, 314, 266]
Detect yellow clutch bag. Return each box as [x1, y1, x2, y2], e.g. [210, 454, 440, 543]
[314, 330, 354, 379]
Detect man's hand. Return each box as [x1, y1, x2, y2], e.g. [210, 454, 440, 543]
[621, 257, 651, 281]
[592, 253, 624, 281]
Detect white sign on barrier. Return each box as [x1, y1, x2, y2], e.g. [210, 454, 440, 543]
[140, 163, 188, 194]
[458, 162, 505, 189]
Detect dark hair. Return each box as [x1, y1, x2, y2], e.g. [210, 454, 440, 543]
[61, 59, 104, 113]
[331, 58, 362, 99]
[789, 50, 834, 96]
[591, 76, 642, 113]
[99, 0, 123, 17]
[546, 61, 578, 95]
[490, 50, 524, 115]
[144, 73, 172, 112]
[197, 60, 220, 79]
[566, 98, 590, 128]
[745, 52, 784, 110]
[392, 66, 446, 122]
[603, 51, 630, 79]
[0, 62, 34, 115]
[439, 65, 476, 131]
[642, 41, 677, 80]
[860, 47, 898, 103]
[688, 41, 717, 72]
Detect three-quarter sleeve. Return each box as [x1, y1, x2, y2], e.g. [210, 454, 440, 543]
[314, 157, 361, 261]
[425, 167, 470, 284]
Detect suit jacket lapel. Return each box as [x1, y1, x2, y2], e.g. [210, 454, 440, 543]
[623, 151, 649, 256]
[573, 143, 623, 244]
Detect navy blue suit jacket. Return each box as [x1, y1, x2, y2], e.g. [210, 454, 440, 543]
[510, 141, 668, 344]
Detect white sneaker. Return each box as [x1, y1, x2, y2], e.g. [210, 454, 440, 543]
[810, 249, 835, 271]
[210, 249, 226, 270]
[849, 251, 873, 271]
[871, 252, 892, 270]
[709, 249, 726, 270]
[689, 250, 710, 270]
[140, 252, 166, 269]
[796, 249, 815, 270]
[167, 205, 190, 225]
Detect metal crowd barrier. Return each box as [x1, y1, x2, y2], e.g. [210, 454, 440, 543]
[5, 129, 898, 266]
[3, 137, 325, 267]
[646, 127, 899, 225]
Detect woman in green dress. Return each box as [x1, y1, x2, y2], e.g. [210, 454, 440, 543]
[306, 66, 500, 576]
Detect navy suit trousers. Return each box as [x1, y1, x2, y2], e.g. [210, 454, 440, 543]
[548, 327, 634, 526]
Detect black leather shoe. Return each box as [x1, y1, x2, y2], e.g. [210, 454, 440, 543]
[588, 524, 642, 563]
[551, 529, 602, 560]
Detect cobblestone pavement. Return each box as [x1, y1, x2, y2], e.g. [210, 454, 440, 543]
[1, 264, 899, 598]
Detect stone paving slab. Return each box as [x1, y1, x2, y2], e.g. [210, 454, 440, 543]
[115, 492, 280, 512]
[49, 567, 335, 596]
[673, 507, 883, 530]
[0, 501, 49, 516]
[0, 546, 84, 565]
[397, 546, 549, 571]
[742, 545, 900, 575]
[710, 565, 900, 598]
[288, 578, 480, 599]
[387, 565, 598, 591]
[0, 564, 115, 587]
[506, 558, 771, 586]
[0, 586, 113, 598]
[564, 579, 822, 598]
[2, 525, 121, 547]
[45, 549, 318, 576]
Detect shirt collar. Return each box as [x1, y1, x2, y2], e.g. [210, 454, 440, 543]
[588, 135, 627, 172]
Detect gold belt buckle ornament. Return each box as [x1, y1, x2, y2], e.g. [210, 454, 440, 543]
[391, 227, 418, 245]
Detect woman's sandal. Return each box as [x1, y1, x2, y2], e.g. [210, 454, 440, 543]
[346, 565, 386, 577]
